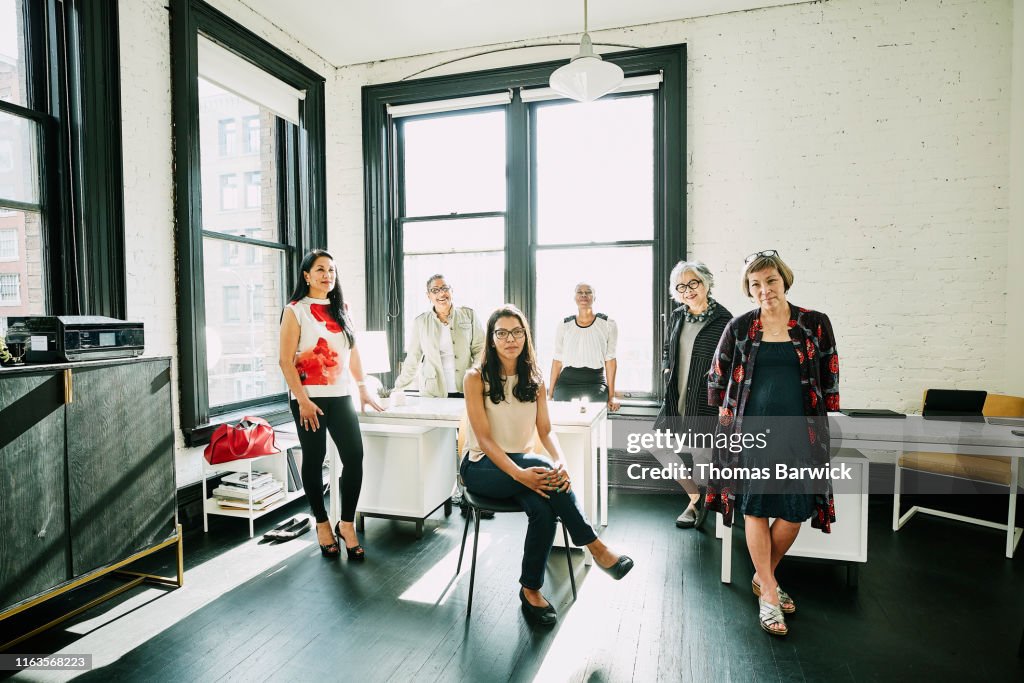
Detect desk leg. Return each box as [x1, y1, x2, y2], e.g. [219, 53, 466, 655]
[1008, 457, 1020, 559]
[599, 416, 609, 527]
[328, 440, 340, 528]
[892, 451, 903, 531]
[718, 513, 732, 583]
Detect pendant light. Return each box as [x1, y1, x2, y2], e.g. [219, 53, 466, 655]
[548, 0, 624, 102]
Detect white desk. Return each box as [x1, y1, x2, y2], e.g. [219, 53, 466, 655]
[718, 414, 1024, 581]
[329, 397, 609, 546]
[834, 414, 1024, 558]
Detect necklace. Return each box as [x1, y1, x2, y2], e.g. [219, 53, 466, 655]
[684, 297, 718, 323]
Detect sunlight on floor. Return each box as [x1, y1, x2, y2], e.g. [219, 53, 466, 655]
[31, 536, 313, 682]
[398, 533, 492, 605]
[530, 562, 644, 682]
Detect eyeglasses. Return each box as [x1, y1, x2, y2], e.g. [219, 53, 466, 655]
[744, 250, 779, 265]
[493, 328, 526, 341]
[428, 286, 452, 295]
[674, 279, 702, 293]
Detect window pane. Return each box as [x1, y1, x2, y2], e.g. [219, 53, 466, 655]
[402, 110, 505, 217]
[534, 246, 653, 394]
[0, 208, 44, 335]
[402, 216, 504, 254]
[402, 251, 504, 351]
[203, 238, 287, 408]
[0, 110, 41, 206]
[0, 0, 28, 108]
[535, 96, 654, 245]
[199, 77, 278, 239]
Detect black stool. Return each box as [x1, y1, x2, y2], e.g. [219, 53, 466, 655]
[456, 489, 578, 617]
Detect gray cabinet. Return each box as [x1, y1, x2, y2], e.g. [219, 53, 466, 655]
[0, 358, 176, 614]
[0, 373, 68, 608]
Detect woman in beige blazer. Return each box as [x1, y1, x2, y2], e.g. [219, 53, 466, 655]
[393, 274, 485, 397]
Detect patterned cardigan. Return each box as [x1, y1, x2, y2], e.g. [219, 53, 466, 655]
[704, 303, 840, 533]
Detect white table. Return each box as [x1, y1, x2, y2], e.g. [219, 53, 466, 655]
[717, 414, 1024, 582]
[833, 414, 1024, 558]
[333, 397, 609, 554]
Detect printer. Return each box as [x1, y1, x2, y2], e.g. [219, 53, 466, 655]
[5, 316, 145, 363]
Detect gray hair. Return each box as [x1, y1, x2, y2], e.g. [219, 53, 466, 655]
[425, 273, 446, 290]
[669, 260, 714, 303]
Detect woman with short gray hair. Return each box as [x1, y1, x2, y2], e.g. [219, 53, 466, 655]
[654, 260, 731, 529]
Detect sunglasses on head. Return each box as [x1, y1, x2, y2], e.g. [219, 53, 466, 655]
[744, 249, 779, 265]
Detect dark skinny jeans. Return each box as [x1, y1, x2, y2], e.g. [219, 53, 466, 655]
[290, 395, 363, 524]
[460, 452, 598, 590]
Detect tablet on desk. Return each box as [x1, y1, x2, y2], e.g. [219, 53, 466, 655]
[987, 416, 1024, 427]
[839, 409, 906, 418]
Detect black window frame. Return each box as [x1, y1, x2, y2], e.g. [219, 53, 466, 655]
[0, 0, 126, 321]
[361, 45, 685, 403]
[171, 0, 327, 444]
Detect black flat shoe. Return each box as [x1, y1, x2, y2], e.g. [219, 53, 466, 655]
[335, 522, 365, 561]
[597, 555, 634, 581]
[519, 588, 557, 626]
[263, 516, 299, 541]
[265, 516, 310, 541]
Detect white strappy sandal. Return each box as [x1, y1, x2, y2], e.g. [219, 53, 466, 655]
[758, 594, 789, 636]
[753, 578, 796, 614]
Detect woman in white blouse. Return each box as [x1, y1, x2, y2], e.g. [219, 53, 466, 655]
[548, 283, 620, 411]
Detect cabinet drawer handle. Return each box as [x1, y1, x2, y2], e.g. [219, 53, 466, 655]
[64, 369, 73, 404]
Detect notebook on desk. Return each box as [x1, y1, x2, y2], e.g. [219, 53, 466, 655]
[921, 389, 987, 423]
[840, 409, 906, 418]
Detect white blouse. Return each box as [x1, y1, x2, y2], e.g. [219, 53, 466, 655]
[553, 314, 618, 369]
[285, 296, 352, 398]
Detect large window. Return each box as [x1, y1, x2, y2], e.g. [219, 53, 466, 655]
[173, 0, 327, 441]
[398, 110, 506, 348]
[364, 47, 684, 400]
[0, 0, 125, 333]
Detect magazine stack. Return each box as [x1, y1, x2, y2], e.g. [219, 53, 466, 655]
[213, 470, 285, 510]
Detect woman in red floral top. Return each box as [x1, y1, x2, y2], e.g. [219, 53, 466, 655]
[705, 250, 839, 637]
[280, 250, 383, 560]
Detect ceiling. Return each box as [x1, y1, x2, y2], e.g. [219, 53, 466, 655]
[237, 0, 817, 68]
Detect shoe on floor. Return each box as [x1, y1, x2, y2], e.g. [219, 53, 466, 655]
[676, 505, 697, 528]
[519, 588, 557, 626]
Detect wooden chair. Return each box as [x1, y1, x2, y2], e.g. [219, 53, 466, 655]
[893, 393, 1024, 558]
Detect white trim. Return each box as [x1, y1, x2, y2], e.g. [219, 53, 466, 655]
[521, 73, 663, 104]
[198, 34, 305, 125]
[386, 91, 512, 118]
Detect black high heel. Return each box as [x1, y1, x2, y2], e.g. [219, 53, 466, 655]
[317, 521, 340, 559]
[335, 521, 365, 561]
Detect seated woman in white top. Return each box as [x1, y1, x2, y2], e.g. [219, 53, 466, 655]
[462, 304, 634, 627]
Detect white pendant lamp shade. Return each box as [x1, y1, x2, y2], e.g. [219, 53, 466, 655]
[549, 33, 624, 102]
[549, 0, 624, 103]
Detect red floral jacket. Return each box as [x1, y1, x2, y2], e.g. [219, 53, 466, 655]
[704, 303, 840, 533]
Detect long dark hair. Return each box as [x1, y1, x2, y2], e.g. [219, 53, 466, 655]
[478, 304, 540, 404]
[288, 249, 355, 347]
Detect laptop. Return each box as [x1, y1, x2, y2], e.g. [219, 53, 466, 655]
[922, 389, 987, 423]
[986, 416, 1024, 427]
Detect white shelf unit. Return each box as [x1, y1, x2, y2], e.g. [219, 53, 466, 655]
[202, 451, 305, 538]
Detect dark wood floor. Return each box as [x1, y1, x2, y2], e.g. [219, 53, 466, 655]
[4, 491, 1024, 682]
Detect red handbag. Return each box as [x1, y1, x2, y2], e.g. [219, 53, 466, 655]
[203, 416, 280, 464]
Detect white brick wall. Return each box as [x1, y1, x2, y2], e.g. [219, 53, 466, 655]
[331, 0, 1016, 412]
[118, 0, 1018, 477]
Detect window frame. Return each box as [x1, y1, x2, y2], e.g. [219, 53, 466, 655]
[0, 0, 126, 319]
[171, 0, 327, 444]
[361, 46, 685, 403]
